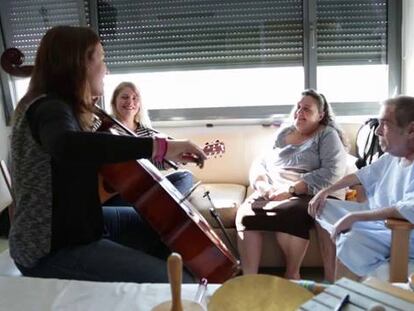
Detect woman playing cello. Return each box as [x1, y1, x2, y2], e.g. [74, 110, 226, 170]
[8, 25, 206, 283]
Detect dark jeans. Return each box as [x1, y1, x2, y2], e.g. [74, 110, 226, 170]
[17, 206, 194, 283]
[165, 170, 194, 196]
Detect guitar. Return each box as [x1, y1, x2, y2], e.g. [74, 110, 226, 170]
[98, 140, 225, 204]
[202, 140, 225, 158]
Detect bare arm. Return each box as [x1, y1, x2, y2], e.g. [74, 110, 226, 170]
[331, 207, 404, 240]
[350, 207, 403, 222]
[248, 155, 275, 198]
[321, 173, 361, 194]
[308, 173, 361, 217]
[253, 175, 273, 197]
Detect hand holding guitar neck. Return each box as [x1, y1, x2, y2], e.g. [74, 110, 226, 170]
[165, 140, 207, 168]
[181, 153, 204, 167]
[177, 140, 226, 167]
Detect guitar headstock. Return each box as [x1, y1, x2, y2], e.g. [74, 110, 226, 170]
[203, 140, 225, 158]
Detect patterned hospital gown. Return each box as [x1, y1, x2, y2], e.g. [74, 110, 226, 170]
[316, 153, 414, 276]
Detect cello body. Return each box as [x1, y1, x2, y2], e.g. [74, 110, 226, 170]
[100, 158, 239, 283]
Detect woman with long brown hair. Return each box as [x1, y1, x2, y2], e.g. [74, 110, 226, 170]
[9, 25, 205, 283]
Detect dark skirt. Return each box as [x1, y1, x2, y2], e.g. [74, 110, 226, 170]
[235, 192, 314, 240]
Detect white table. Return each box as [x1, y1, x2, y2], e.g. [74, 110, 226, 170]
[0, 276, 220, 311]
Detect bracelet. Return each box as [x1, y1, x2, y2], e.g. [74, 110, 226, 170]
[153, 136, 168, 163]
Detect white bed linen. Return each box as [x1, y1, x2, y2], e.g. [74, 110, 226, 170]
[0, 276, 219, 311]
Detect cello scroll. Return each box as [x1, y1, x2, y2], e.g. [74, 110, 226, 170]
[1, 47, 33, 77]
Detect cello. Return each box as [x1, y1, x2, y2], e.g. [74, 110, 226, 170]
[1, 47, 239, 283]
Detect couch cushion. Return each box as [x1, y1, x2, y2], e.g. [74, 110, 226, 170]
[189, 183, 246, 228]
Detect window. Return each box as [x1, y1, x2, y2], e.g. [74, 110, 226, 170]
[0, 0, 88, 122]
[0, 0, 401, 124]
[316, 0, 390, 103]
[98, 0, 305, 121]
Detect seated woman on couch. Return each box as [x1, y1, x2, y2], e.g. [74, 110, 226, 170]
[236, 89, 347, 280]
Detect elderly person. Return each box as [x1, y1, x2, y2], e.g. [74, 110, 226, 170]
[308, 95, 414, 281]
[236, 89, 347, 280]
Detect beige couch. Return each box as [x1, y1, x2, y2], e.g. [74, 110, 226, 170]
[162, 123, 360, 268]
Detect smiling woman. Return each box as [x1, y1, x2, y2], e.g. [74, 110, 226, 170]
[110, 82, 152, 134]
[236, 89, 348, 281]
[103, 81, 195, 197]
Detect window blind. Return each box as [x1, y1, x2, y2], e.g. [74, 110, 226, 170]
[316, 0, 387, 64]
[0, 0, 88, 65]
[97, 0, 304, 72]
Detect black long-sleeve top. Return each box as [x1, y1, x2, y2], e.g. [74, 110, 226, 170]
[10, 95, 153, 267]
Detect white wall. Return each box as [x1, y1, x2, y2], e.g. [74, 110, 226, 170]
[402, 0, 414, 95]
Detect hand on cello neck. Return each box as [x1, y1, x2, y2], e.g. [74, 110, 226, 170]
[156, 138, 207, 168]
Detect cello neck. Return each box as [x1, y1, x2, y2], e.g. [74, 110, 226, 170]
[93, 104, 136, 137]
[93, 103, 179, 170]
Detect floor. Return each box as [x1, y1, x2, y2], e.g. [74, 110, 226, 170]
[260, 267, 325, 283]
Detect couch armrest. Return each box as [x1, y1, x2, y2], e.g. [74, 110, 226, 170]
[384, 218, 414, 282]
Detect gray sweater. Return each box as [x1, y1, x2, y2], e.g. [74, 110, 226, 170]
[250, 125, 347, 199]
